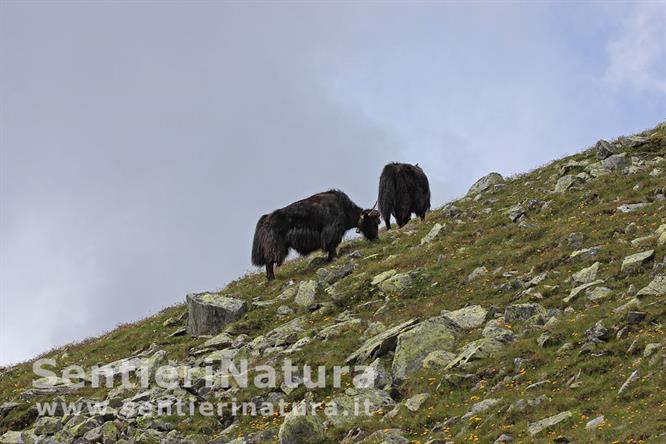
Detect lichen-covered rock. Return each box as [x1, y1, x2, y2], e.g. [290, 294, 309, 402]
[278, 401, 324, 444]
[326, 388, 394, 427]
[392, 317, 460, 379]
[572, 262, 600, 284]
[467, 267, 489, 283]
[555, 175, 583, 193]
[586, 152, 628, 177]
[405, 393, 429, 412]
[379, 272, 413, 295]
[421, 223, 444, 245]
[423, 350, 457, 369]
[462, 398, 501, 420]
[316, 263, 354, 285]
[527, 411, 572, 436]
[482, 320, 515, 343]
[467, 172, 505, 195]
[356, 358, 392, 389]
[637, 275, 666, 296]
[504, 303, 547, 322]
[294, 280, 318, 307]
[621, 250, 655, 274]
[563, 279, 604, 304]
[186, 293, 247, 336]
[442, 305, 488, 329]
[359, 429, 409, 444]
[345, 318, 420, 364]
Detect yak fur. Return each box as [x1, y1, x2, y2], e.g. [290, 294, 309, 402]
[378, 162, 431, 229]
[252, 189, 380, 280]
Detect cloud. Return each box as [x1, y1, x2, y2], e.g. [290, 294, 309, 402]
[604, 2, 666, 94]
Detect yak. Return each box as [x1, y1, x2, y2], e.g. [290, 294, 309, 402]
[378, 162, 431, 229]
[251, 189, 380, 280]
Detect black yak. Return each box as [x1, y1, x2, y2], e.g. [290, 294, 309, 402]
[251, 190, 380, 280]
[378, 162, 431, 229]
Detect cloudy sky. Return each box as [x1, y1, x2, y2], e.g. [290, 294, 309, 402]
[1, 1, 665, 366]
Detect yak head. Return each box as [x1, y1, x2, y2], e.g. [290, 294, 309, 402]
[356, 209, 381, 241]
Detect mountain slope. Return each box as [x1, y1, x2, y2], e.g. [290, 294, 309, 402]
[1, 123, 665, 443]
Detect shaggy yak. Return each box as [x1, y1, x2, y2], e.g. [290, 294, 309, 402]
[251, 189, 380, 280]
[378, 162, 431, 229]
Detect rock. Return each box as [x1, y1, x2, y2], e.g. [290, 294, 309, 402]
[423, 350, 457, 369]
[447, 338, 504, 368]
[371, 270, 397, 286]
[586, 287, 612, 302]
[421, 223, 444, 245]
[595, 139, 614, 160]
[359, 429, 409, 444]
[316, 263, 353, 285]
[0, 432, 25, 444]
[563, 280, 604, 304]
[508, 204, 525, 223]
[294, 280, 318, 307]
[326, 388, 394, 427]
[494, 434, 514, 443]
[585, 416, 605, 430]
[644, 343, 662, 358]
[34, 417, 62, 435]
[356, 358, 392, 389]
[617, 203, 650, 213]
[467, 172, 505, 195]
[442, 204, 461, 218]
[571, 245, 603, 259]
[83, 426, 103, 442]
[316, 318, 362, 341]
[626, 311, 646, 324]
[572, 262, 600, 284]
[379, 273, 413, 295]
[586, 153, 628, 177]
[566, 232, 585, 250]
[392, 317, 460, 379]
[618, 370, 640, 395]
[467, 267, 489, 283]
[442, 305, 488, 329]
[405, 393, 430, 412]
[462, 398, 501, 420]
[631, 235, 656, 247]
[482, 320, 515, 343]
[527, 411, 572, 436]
[585, 320, 610, 343]
[0, 402, 18, 418]
[186, 293, 248, 336]
[636, 275, 666, 296]
[555, 175, 583, 193]
[504, 303, 547, 322]
[276, 305, 294, 316]
[278, 401, 324, 444]
[200, 332, 234, 349]
[537, 333, 558, 348]
[345, 318, 420, 364]
[621, 250, 655, 274]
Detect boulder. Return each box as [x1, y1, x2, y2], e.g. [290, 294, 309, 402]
[462, 398, 501, 420]
[595, 139, 615, 160]
[572, 262, 600, 284]
[186, 293, 247, 336]
[371, 270, 397, 286]
[379, 273, 413, 295]
[467, 267, 489, 283]
[359, 429, 409, 444]
[563, 280, 604, 304]
[294, 280, 318, 307]
[278, 401, 324, 444]
[621, 250, 655, 274]
[555, 175, 583, 193]
[442, 305, 488, 329]
[356, 358, 392, 389]
[617, 203, 650, 213]
[326, 388, 394, 427]
[467, 172, 505, 196]
[345, 318, 420, 364]
[586, 153, 628, 177]
[405, 393, 430, 412]
[504, 303, 547, 322]
[392, 317, 460, 379]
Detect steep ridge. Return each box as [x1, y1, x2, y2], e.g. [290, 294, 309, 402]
[1, 123, 665, 443]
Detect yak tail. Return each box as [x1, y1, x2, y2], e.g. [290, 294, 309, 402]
[251, 213, 289, 267]
[378, 164, 396, 218]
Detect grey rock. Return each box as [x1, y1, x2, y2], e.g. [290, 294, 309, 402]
[586, 152, 628, 177]
[618, 370, 640, 395]
[555, 175, 583, 193]
[421, 223, 444, 245]
[467, 172, 505, 196]
[462, 398, 501, 420]
[345, 318, 420, 364]
[636, 275, 666, 296]
[570, 245, 603, 260]
[278, 401, 324, 444]
[563, 280, 604, 304]
[294, 280, 318, 307]
[504, 303, 547, 322]
[392, 317, 460, 379]
[378, 272, 413, 295]
[572, 262, 600, 284]
[586, 287, 612, 302]
[359, 429, 409, 444]
[617, 203, 650, 213]
[595, 139, 615, 160]
[566, 232, 585, 250]
[442, 305, 488, 329]
[186, 293, 247, 336]
[626, 311, 646, 324]
[467, 267, 489, 283]
[508, 204, 525, 223]
[621, 250, 655, 274]
[405, 393, 430, 412]
[527, 411, 572, 436]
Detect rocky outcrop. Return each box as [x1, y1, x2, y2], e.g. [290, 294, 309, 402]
[186, 293, 247, 336]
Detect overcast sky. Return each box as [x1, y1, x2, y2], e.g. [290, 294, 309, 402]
[1, 1, 665, 366]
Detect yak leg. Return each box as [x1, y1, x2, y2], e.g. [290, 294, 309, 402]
[327, 248, 337, 262]
[382, 212, 392, 230]
[266, 262, 275, 280]
[418, 212, 426, 221]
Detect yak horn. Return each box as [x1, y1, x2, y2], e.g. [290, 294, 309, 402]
[371, 200, 378, 210]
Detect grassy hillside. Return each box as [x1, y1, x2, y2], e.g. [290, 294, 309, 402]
[1, 123, 665, 444]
